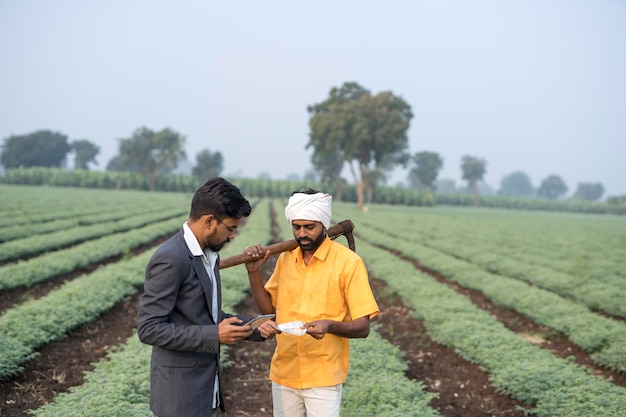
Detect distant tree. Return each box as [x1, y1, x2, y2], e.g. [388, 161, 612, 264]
[106, 155, 136, 172]
[537, 175, 568, 199]
[307, 81, 413, 209]
[71, 139, 100, 170]
[607, 195, 626, 205]
[258, 172, 271, 180]
[499, 171, 534, 197]
[572, 182, 604, 201]
[192, 149, 223, 182]
[461, 155, 487, 204]
[407, 151, 443, 192]
[1, 130, 71, 169]
[117, 127, 187, 191]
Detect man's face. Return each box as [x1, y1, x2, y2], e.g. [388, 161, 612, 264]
[204, 215, 239, 252]
[291, 220, 325, 252]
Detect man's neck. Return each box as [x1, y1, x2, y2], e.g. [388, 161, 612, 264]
[301, 233, 326, 265]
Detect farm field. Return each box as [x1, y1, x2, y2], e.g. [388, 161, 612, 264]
[1, 184, 625, 416]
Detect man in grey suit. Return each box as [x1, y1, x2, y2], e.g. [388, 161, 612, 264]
[137, 177, 266, 417]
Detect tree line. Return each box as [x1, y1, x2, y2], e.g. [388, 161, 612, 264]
[0, 128, 223, 192]
[0, 81, 611, 203]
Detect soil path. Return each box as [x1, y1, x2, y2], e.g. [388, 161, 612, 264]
[1, 220, 624, 416]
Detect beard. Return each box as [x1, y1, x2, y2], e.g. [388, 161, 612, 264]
[205, 231, 229, 252]
[297, 231, 326, 252]
[206, 240, 227, 252]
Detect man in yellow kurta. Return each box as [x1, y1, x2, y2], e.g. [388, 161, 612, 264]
[245, 189, 379, 417]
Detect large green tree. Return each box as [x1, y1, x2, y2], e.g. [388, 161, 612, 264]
[407, 151, 443, 192]
[537, 174, 568, 199]
[307, 82, 413, 209]
[71, 139, 100, 170]
[461, 155, 487, 205]
[572, 182, 604, 201]
[192, 149, 223, 182]
[499, 171, 534, 197]
[1, 130, 71, 169]
[117, 127, 187, 190]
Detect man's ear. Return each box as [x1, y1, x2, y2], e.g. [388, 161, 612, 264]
[204, 214, 217, 228]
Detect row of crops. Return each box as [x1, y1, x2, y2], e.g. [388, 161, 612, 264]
[0, 185, 433, 416]
[333, 203, 626, 415]
[3, 167, 626, 214]
[1, 184, 625, 416]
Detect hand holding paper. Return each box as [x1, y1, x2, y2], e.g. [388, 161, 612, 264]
[277, 321, 307, 336]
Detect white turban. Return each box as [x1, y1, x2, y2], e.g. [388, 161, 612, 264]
[285, 192, 332, 229]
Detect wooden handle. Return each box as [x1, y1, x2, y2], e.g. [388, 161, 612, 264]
[219, 219, 355, 269]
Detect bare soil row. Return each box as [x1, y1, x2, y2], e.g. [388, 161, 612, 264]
[1, 230, 624, 416]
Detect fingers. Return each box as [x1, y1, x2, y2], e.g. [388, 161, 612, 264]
[218, 318, 254, 344]
[303, 321, 327, 340]
[258, 320, 281, 339]
[243, 244, 265, 258]
[244, 245, 270, 272]
[220, 328, 252, 345]
[265, 321, 281, 333]
[220, 316, 252, 331]
[222, 316, 242, 325]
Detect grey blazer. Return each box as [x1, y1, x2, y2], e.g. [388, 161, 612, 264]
[137, 229, 261, 417]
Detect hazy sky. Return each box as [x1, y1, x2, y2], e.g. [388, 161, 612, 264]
[1, 1, 625, 197]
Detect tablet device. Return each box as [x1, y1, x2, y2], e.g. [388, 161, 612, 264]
[241, 314, 275, 329]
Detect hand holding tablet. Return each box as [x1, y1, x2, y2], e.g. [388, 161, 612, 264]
[241, 314, 275, 329]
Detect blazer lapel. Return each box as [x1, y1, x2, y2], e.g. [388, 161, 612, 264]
[191, 257, 218, 323]
[214, 255, 222, 322]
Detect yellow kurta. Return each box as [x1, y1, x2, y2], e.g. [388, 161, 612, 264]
[265, 236, 379, 389]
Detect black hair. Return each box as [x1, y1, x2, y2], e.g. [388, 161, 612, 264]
[189, 177, 251, 221]
[290, 187, 321, 196]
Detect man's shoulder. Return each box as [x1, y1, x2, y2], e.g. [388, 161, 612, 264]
[152, 229, 187, 257]
[327, 239, 363, 261]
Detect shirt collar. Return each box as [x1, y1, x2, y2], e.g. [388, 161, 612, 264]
[295, 235, 331, 263]
[183, 222, 218, 267]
